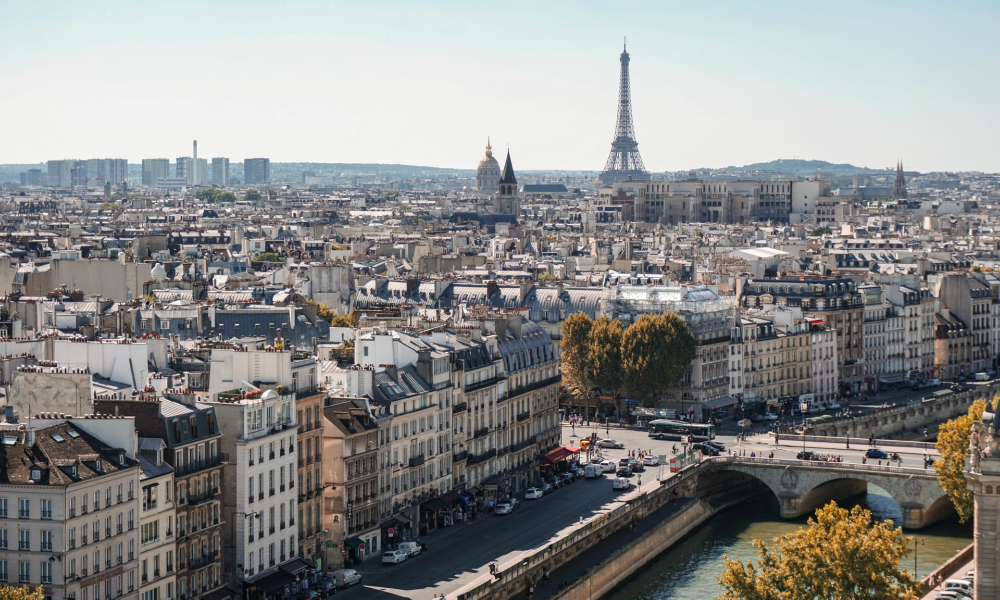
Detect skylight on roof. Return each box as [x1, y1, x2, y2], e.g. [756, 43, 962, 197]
[66, 429, 80, 438]
[2, 436, 16, 446]
[51, 434, 65, 443]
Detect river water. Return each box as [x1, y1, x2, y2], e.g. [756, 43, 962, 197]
[608, 485, 972, 600]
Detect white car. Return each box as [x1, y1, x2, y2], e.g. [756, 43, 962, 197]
[827, 402, 841, 410]
[382, 550, 407, 565]
[762, 413, 779, 421]
[642, 455, 659, 466]
[495, 502, 513, 515]
[612, 477, 631, 491]
[600, 460, 616, 473]
[525, 487, 544, 500]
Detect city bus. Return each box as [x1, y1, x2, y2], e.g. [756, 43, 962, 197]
[647, 419, 716, 442]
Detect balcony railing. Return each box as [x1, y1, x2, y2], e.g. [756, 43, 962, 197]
[187, 487, 219, 506]
[188, 551, 218, 571]
[516, 411, 531, 423]
[452, 402, 467, 414]
[452, 450, 468, 463]
[408, 454, 425, 468]
[511, 436, 537, 452]
[176, 453, 228, 477]
[508, 375, 562, 398]
[473, 427, 490, 439]
[464, 376, 504, 393]
[468, 448, 496, 466]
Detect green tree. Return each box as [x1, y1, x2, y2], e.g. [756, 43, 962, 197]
[935, 396, 994, 523]
[622, 313, 696, 407]
[99, 201, 120, 211]
[244, 189, 263, 202]
[252, 252, 282, 264]
[585, 316, 626, 419]
[0, 585, 44, 600]
[560, 312, 593, 398]
[717, 502, 919, 600]
[811, 226, 833, 236]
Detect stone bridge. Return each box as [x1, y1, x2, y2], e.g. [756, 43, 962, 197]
[698, 456, 952, 529]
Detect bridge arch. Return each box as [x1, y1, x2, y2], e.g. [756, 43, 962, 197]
[701, 458, 953, 529]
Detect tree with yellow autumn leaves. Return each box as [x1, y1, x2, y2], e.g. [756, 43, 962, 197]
[0, 586, 43, 600]
[717, 502, 919, 600]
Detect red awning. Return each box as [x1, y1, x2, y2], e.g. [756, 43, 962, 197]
[543, 447, 572, 464]
[565, 446, 581, 454]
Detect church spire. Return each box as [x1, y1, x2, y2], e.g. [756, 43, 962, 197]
[485, 137, 492, 158]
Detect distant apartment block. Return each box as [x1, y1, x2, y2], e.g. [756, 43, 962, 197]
[175, 157, 193, 185]
[85, 158, 129, 187]
[211, 158, 230, 186]
[19, 168, 42, 186]
[142, 159, 170, 187]
[244, 158, 270, 185]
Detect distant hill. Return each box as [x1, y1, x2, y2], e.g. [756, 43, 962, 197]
[687, 159, 893, 178]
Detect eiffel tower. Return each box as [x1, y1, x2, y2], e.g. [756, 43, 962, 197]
[600, 41, 649, 185]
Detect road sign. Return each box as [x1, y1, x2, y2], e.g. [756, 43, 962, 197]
[359, 542, 366, 551]
[387, 527, 394, 537]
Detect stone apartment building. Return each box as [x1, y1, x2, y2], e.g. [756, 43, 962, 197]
[294, 391, 326, 569]
[936, 273, 994, 375]
[94, 395, 228, 600]
[731, 310, 813, 413]
[137, 438, 177, 600]
[935, 307, 973, 380]
[0, 417, 142, 600]
[740, 277, 865, 393]
[322, 398, 381, 570]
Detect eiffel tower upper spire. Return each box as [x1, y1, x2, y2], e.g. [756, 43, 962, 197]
[600, 40, 649, 185]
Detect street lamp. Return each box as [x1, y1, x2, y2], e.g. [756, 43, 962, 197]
[800, 402, 809, 454]
[913, 537, 924, 579]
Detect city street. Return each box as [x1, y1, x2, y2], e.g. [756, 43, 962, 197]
[344, 420, 942, 599]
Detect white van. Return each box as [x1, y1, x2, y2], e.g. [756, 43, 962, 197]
[976, 372, 990, 381]
[944, 579, 973, 595]
[398, 541, 422, 557]
[584, 463, 603, 479]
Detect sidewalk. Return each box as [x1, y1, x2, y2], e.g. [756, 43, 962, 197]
[529, 498, 696, 599]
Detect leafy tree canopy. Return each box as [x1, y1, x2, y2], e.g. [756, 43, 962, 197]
[244, 189, 263, 202]
[252, 252, 282, 264]
[99, 202, 120, 212]
[718, 502, 919, 600]
[0, 585, 44, 600]
[309, 301, 354, 327]
[935, 395, 995, 522]
[585, 316, 626, 403]
[560, 312, 594, 397]
[811, 226, 833, 236]
[195, 189, 236, 203]
[622, 313, 696, 406]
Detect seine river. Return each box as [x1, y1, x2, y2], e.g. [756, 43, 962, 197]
[608, 485, 973, 599]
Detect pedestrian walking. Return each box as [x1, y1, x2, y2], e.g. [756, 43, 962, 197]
[862, 456, 867, 464]
[542, 568, 549, 586]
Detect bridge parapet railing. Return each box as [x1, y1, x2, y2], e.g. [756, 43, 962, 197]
[704, 456, 936, 477]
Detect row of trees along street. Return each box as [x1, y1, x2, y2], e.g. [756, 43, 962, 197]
[560, 312, 696, 420]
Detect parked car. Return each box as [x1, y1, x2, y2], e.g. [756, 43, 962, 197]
[934, 591, 971, 600]
[330, 568, 362, 588]
[597, 439, 625, 449]
[600, 460, 616, 473]
[976, 372, 991, 381]
[561, 472, 576, 484]
[318, 580, 339, 596]
[616, 466, 632, 477]
[525, 487, 544, 500]
[827, 402, 842, 410]
[296, 591, 321, 600]
[642, 455, 659, 466]
[584, 463, 603, 478]
[507, 498, 519, 510]
[382, 550, 407, 565]
[540, 482, 554, 495]
[495, 502, 514, 515]
[612, 477, 631, 491]
[571, 466, 586, 477]
[866, 448, 889, 460]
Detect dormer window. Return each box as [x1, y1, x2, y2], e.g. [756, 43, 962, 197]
[95, 460, 103, 472]
[31, 468, 41, 481]
[119, 453, 126, 465]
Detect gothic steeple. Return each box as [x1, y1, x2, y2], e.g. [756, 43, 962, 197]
[894, 159, 907, 199]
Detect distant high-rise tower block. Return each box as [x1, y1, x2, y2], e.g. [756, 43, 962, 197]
[894, 160, 907, 199]
[212, 158, 230, 186]
[175, 157, 193, 184]
[476, 139, 501, 192]
[600, 41, 649, 185]
[142, 159, 170, 186]
[244, 158, 271, 185]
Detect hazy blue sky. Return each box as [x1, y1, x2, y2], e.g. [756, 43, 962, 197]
[2, 1, 998, 172]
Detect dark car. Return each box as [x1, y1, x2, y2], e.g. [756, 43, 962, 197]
[628, 460, 645, 472]
[616, 466, 632, 477]
[866, 448, 889, 460]
[540, 482, 553, 495]
[704, 441, 726, 452]
[796, 451, 816, 461]
[693, 443, 719, 456]
[951, 384, 971, 392]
